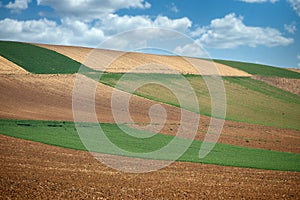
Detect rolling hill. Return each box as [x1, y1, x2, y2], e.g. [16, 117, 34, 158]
[0, 40, 299, 172]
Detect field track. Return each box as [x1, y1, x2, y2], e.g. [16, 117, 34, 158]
[0, 134, 299, 199]
[35, 43, 251, 76]
[0, 73, 299, 153]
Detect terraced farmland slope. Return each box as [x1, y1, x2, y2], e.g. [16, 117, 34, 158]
[1, 41, 298, 129]
[1, 72, 299, 153]
[99, 73, 300, 129]
[0, 40, 299, 152]
[36, 43, 251, 76]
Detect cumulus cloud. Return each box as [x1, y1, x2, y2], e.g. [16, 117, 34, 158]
[174, 41, 207, 57]
[297, 54, 300, 67]
[284, 22, 297, 34]
[98, 14, 191, 34]
[37, 0, 151, 20]
[0, 18, 105, 47]
[196, 13, 293, 48]
[287, 0, 300, 17]
[5, 0, 31, 12]
[190, 27, 206, 37]
[153, 16, 192, 32]
[238, 0, 278, 3]
[0, 13, 192, 48]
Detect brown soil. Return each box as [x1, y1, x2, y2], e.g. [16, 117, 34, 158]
[287, 68, 300, 73]
[0, 56, 28, 74]
[35, 43, 251, 76]
[253, 76, 300, 96]
[0, 73, 299, 153]
[0, 135, 299, 199]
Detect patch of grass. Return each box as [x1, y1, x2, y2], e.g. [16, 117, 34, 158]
[0, 119, 299, 171]
[214, 59, 300, 78]
[98, 73, 300, 129]
[222, 77, 300, 129]
[0, 40, 94, 74]
[223, 77, 300, 104]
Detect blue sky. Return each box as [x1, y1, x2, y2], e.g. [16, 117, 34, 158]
[0, 0, 299, 68]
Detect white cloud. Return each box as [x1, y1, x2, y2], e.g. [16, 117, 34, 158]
[95, 14, 191, 36]
[284, 22, 297, 34]
[174, 41, 206, 57]
[0, 14, 192, 48]
[287, 0, 300, 17]
[238, 0, 278, 3]
[196, 13, 293, 48]
[98, 14, 152, 34]
[0, 18, 105, 47]
[5, 0, 31, 12]
[297, 54, 300, 67]
[190, 27, 206, 37]
[37, 0, 151, 20]
[153, 16, 192, 32]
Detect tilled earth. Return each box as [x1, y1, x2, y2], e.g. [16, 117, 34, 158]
[0, 135, 299, 199]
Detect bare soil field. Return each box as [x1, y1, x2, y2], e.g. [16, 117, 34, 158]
[0, 56, 28, 74]
[288, 68, 300, 73]
[35, 43, 251, 76]
[0, 135, 299, 199]
[0, 73, 299, 153]
[253, 76, 300, 96]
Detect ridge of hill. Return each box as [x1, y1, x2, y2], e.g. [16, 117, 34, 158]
[35, 43, 251, 76]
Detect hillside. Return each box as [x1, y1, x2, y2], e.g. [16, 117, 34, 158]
[0, 40, 299, 172]
[35, 43, 251, 76]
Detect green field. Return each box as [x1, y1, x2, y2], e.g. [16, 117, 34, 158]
[0, 40, 93, 74]
[98, 73, 300, 129]
[0, 119, 299, 171]
[214, 59, 300, 78]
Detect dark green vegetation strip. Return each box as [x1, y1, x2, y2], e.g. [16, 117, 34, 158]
[214, 59, 300, 78]
[0, 40, 94, 74]
[0, 119, 299, 171]
[98, 73, 300, 129]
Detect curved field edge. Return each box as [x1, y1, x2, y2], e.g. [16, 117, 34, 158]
[0, 119, 299, 172]
[97, 73, 300, 130]
[0, 41, 94, 74]
[214, 59, 300, 78]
